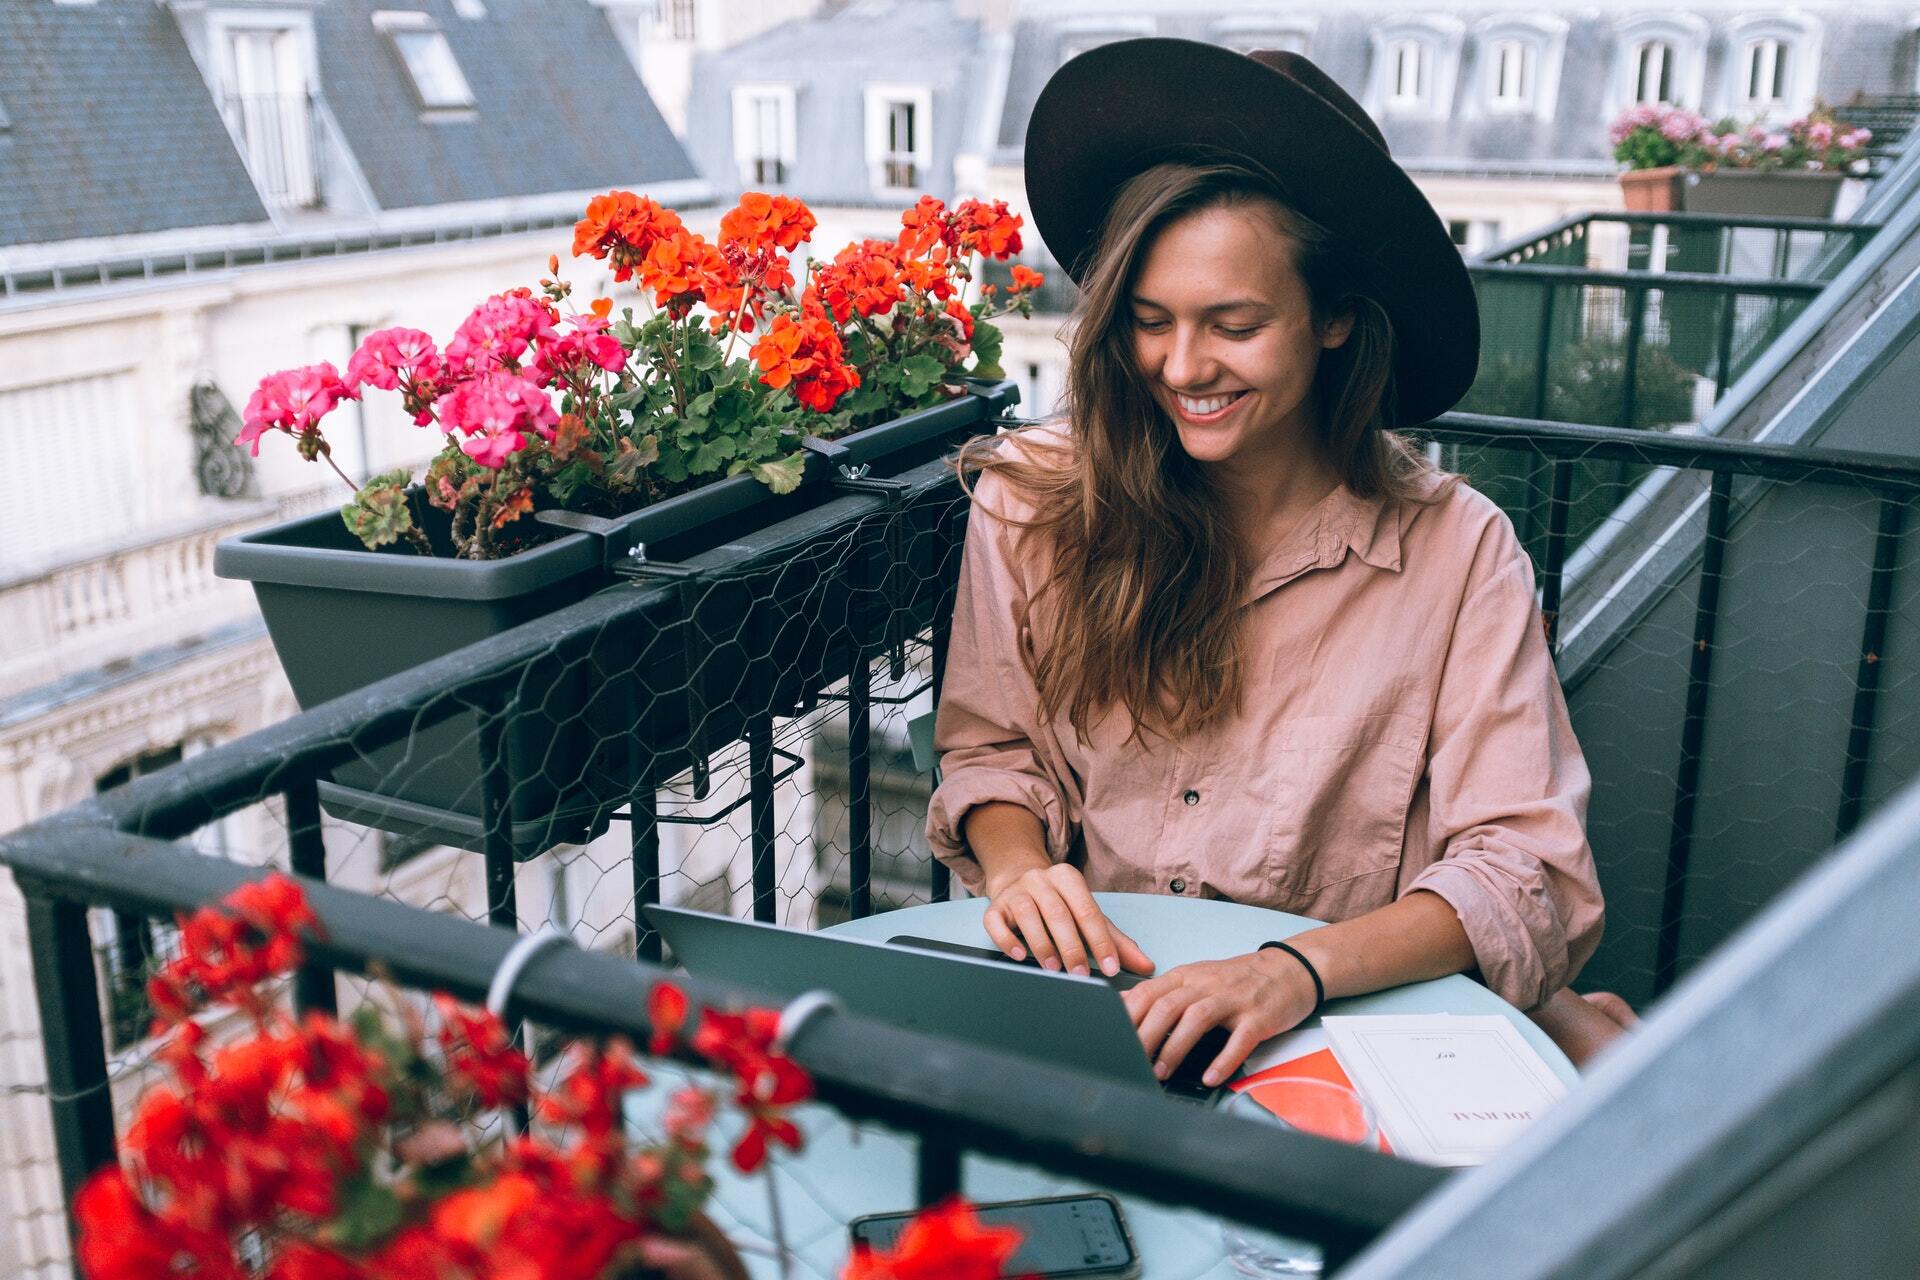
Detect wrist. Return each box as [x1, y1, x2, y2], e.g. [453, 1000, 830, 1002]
[980, 849, 1051, 898]
[1257, 940, 1327, 1017]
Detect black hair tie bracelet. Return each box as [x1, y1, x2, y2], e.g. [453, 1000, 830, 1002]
[1259, 940, 1326, 1017]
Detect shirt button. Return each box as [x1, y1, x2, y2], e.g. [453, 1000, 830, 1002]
[1170, 877, 1187, 894]
[1183, 789, 1200, 806]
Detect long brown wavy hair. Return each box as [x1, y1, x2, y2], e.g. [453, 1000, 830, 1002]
[961, 159, 1446, 743]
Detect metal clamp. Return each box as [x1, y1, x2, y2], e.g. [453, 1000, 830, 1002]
[776, 988, 844, 1052]
[486, 926, 573, 1020]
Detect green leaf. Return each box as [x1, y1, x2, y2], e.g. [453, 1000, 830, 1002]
[326, 1176, 405, 1251]
[607, 434, 660, 485]
[897, 353, 947, 398]
[750, 452, 808, 494]
[689, 390, 717, 416]
[970, 319, 1004, 369]
[689, 337, 725, 372]
[340, 470, 418, 550]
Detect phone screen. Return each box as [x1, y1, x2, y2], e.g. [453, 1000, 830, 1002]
[851, 1195, 1134, 1277]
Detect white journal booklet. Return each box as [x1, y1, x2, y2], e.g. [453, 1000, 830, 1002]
[1322, 1015, 1568, 1167]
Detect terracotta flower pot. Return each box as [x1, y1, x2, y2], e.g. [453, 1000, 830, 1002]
[1619, 166, 1686, 212]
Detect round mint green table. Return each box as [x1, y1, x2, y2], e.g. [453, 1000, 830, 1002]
[635, 893, 1576, 1280]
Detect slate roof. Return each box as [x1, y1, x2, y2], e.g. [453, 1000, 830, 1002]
[0, 0, 269, 247]
[0, 0, 699, 252]
[681, 0, 987, 208]
[314, 0, 697, 210]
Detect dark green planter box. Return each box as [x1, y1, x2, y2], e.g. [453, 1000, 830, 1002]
[215, 381, 1018, 857]
[1683, 169, 1846, 218]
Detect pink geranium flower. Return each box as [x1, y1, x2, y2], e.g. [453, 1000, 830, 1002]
[346, 328, 444, 425]
[443, 294, 560, 379]
[434, 371, 560, 469]
[460, 427, 527, 469]
[528, 315, 627, 388]
[235, 363, 355, 455]
[346, 327, 441, 393]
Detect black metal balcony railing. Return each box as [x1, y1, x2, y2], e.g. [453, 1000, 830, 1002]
[218, 91, 325, 212]
[5, 411, 1918, 1264]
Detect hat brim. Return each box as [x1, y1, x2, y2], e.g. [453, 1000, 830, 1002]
[1024, 38, 1479, 427]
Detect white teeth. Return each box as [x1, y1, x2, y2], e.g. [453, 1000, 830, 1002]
[1175, 391, 1243, 416]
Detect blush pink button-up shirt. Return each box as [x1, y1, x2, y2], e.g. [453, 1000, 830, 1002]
[924, 451, 1604, 1012]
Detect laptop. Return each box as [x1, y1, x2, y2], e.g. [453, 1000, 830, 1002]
[644, 904, 1225, 1103]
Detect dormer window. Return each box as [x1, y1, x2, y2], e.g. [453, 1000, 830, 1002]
[211, 14, 322, 211]
[651, 0, 697, 43]
[1489, 40, 1532, 109]
[1370, 17, 1463, 119]
[375, 12, 475, 112]
[864, 84, 930, 194]
[1610, 14, 1708, 115]
[1720, 13, 1820, 119]
[1387, 39, 1428, 109]
[1475, 15, 1566, 121]
[1739, 38, 1791, 112]
[732, 83, 796, 186]
[1633, 40, 1676, 104]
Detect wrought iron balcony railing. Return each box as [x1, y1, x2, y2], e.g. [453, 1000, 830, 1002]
[4, 413, 1917, 1262]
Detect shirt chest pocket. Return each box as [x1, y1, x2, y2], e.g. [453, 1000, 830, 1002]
[1256, 713, 1426, 913]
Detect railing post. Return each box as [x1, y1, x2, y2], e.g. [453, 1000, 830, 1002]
[1713, 289, 1740, 399]
[284, 775, 337, 1016]
[476, 695, 519, 932]
[1837, 494, 1907, 839]
[1657, 471, 1733, 994]
[21, 887, 117, 1234]
[1539, 459, 1574, 655]
[749, 715, 777, 923]
[848, 646, 874, 920]
[1619, 284, 1648, 431]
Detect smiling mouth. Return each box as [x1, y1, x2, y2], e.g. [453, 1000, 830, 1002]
[1171, 389, 1249, 422]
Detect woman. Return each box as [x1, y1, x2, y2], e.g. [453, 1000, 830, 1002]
[925, 40, 1632, 1083]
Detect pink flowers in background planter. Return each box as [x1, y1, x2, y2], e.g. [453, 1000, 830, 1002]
[1609, 102, 1872, 174]
[235, 189, 1042, 560]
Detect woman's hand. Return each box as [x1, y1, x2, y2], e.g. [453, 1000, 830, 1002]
[1120, 949, 1319, 1087]
[983, 862, 1155, 978]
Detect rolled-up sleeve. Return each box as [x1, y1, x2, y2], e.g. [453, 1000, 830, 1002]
[924, 472, 1077, 893]
[1406, 519, 1604, 1011]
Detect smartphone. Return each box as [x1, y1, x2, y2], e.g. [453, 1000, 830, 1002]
[848, 1193, 1140, 1279]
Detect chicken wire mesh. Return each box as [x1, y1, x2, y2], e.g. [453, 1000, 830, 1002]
[9, 389, 1920, 1280]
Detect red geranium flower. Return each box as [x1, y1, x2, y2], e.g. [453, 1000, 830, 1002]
[841, 1198, 1026, 1280]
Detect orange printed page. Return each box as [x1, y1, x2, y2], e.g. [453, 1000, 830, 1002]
[1230, 1050, 1395, 1156]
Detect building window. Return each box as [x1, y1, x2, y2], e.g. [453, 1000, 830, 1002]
[1613, 15, 1708, 114]
[0, 94, 11, 132]
[732, 84, 795, 186]
[652, 0, 696, 42]
[1739, 38, 1791, 111]
[375, 13, 474, 111]
[1387, 39, 1428, 108]
[1489, 39, 1533, 109]
[222, 26, 321, 210]
[865, 85, 931, 194]
[1633, 40, 1675, 104]
[390, 29, 474, 109]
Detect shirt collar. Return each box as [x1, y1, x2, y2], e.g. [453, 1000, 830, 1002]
[1244, 483, 1402, 604]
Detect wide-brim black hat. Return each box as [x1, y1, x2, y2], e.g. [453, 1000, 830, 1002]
[1024, 38, 1479, 428]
